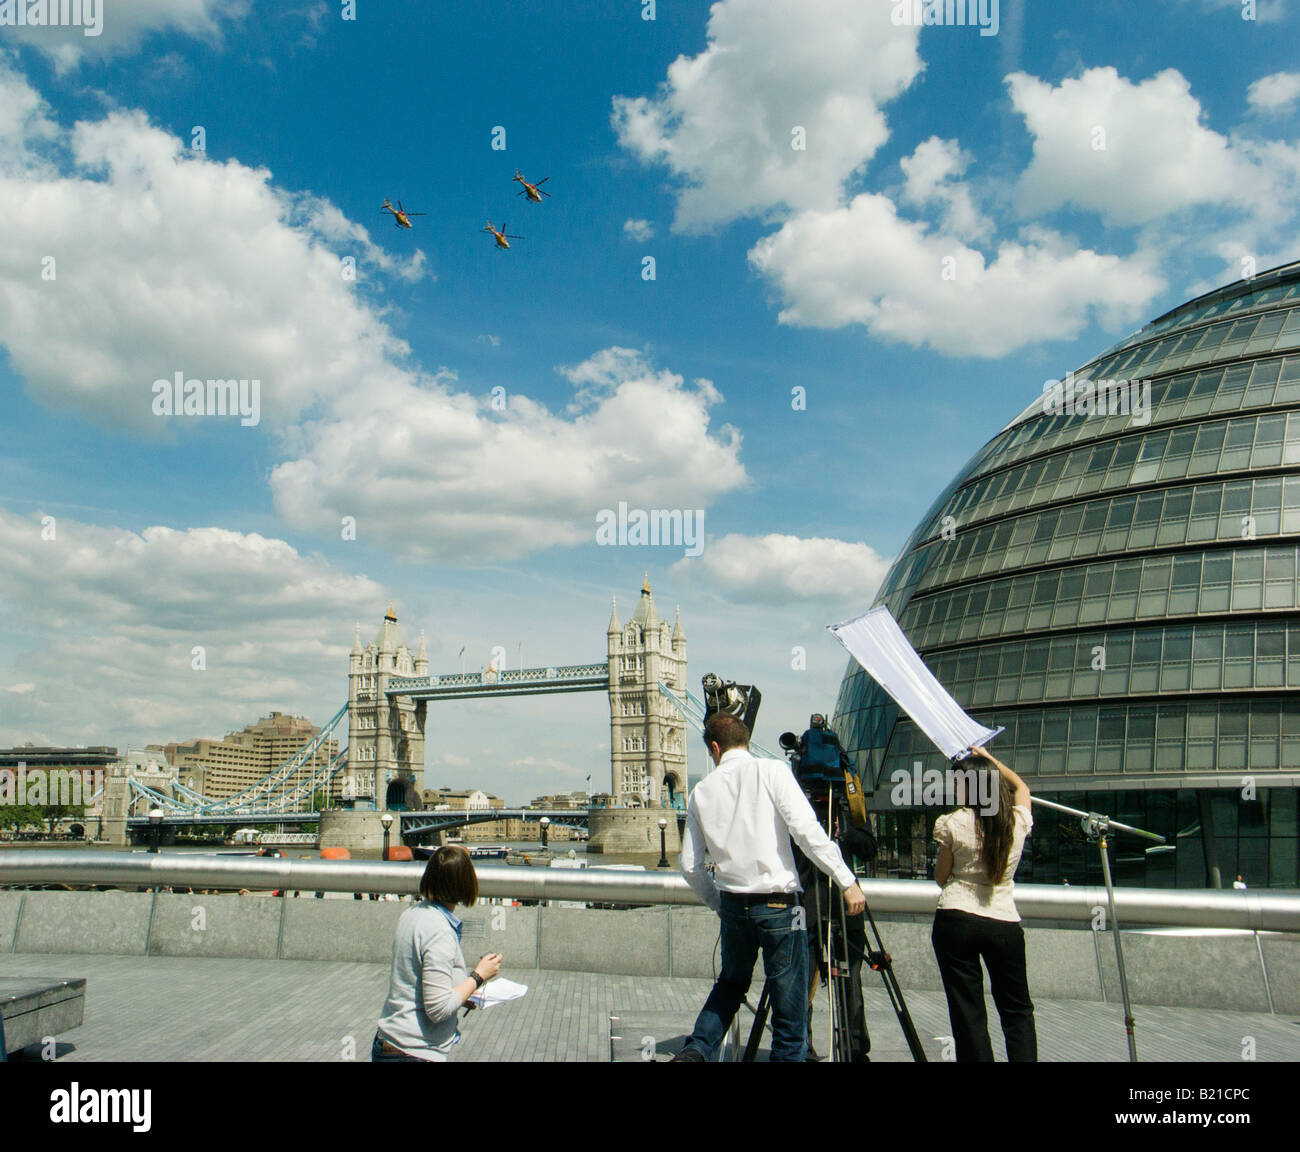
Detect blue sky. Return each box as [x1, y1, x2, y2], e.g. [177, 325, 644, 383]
[0, 0, 1297, 802]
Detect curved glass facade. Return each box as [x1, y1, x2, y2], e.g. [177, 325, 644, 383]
[834, 262, 1300, 888]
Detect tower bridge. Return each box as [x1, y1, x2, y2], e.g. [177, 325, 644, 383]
[104, 579, 692, 850]
[344, 578, 687, 815]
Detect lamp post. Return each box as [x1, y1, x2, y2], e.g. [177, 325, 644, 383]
[148, 808, 164, 854]
[380, 811, 394, 861]
[657, 817, 669, 869]
[540, 816, 550, 851]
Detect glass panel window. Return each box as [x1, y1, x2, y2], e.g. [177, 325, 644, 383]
[1200, 553, 1232, 613]
[1131, 432, 1168, 483]
[1192, 628, 1224, 690]
[1128, 492, 1164, 549]
[1231, 552, 1264, 612]
[1220, 418, 1255, 471]
[1251, 413, 1286, 469]
[1137, 556, 1172, 618]
[1224, 625, 1255, 689]
[1188, 423, 1227, 476]
[1155, 489, 1192, 547]
[1265, 547, 1296, 610]
[1251, 477, 1283, 536]
[1159, 428, 1197, 480]
[1244, 356, 1282, 407]
[1189, 486, 1222, 543]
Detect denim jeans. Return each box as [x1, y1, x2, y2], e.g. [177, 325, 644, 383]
[371, 1031, 443, 1063]
[683, 892, 809, 1062]
[932, 909, 1037, 1062]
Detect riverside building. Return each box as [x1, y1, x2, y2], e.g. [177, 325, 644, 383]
[834, 261, 1300, 889]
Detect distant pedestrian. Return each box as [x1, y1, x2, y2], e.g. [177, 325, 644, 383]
[373, 845, 502, 1062]
[931, 744, 1037, 1062]
[1233, 874, 1247, 890]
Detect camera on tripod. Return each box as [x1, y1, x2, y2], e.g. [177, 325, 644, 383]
[778, 715, 875, 865]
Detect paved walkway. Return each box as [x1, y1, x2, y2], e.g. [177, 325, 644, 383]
[3, 953, 1297, 1062]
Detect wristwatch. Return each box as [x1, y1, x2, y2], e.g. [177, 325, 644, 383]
[470, 970, 485, 988]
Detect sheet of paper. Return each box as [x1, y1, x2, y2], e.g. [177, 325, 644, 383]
[829, 605, 1002, 760]
[469, 976, 528, 1009]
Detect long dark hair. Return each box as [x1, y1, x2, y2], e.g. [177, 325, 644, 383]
[955, 759, 1017, 883]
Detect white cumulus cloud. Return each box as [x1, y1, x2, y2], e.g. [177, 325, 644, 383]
[748, 196, 1164, 358]
[676, 533, 893, 610]
[1247, 71, 1300, 113]
[269, 348, 747, 563]
[1011, 67, 1265, 226]
[623, 218, 654, 242]
[3, 0, 251, 72]
[0, 508, 383, 746]
[900, 136, 992, 243]
[611, 0, 922, 233]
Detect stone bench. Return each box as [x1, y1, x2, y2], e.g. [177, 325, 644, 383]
[1, 977, 86, 1056]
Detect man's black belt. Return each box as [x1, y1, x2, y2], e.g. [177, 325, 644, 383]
[721, 890, 797, 905]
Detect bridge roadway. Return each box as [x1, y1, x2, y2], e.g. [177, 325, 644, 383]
[3, 948, 1299, 1062]
[386, 662, 610, 701]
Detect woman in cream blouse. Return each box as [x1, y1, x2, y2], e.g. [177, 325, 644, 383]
[932, 744, 1037, 1062]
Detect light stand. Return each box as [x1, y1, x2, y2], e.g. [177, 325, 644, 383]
[379, 811, 394, 860]
[1031, 796, 1165, 1063]
[540, 816, 550, 851]
[657, 817, 669, 869]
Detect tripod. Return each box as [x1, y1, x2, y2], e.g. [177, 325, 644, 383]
[742, 786, 927, 1062]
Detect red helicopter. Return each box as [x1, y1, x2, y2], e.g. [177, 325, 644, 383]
[482, 220, 523, 250]
[380, 198, 425, 229]
[513, 170, 551, 203]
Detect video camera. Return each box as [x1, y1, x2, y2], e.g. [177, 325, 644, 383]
[780, 714, 875, 864]
[778, 714, 845, 792]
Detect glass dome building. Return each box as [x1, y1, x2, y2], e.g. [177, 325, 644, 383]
[833, 261, 1300, 889]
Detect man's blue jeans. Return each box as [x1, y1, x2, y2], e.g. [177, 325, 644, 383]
[683, 892, 809, 1062]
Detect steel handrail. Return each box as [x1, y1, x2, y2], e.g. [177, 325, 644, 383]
[1, 851, 1298, 931]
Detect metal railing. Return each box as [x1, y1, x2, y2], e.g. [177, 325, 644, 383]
[2, 851, 1299, 931]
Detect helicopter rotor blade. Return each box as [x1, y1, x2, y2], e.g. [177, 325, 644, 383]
[535, 177, 549, 185]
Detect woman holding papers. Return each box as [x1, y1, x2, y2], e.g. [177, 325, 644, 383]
[373, 845, 503, 1062]
[931, 745, 1038, 1062]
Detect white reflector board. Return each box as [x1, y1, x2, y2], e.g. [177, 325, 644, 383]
[829, 605, 1002, 760]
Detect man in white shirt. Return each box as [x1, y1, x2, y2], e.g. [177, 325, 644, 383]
[673, 712, 867, 1062]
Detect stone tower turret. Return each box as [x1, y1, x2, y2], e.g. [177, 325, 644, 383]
[607, 576, 688, 808]
[346, 603, 426, 811]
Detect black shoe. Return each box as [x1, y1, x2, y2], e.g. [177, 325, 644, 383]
[670, 1047, 706, 1062]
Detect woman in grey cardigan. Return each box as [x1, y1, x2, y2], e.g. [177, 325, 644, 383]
[373, 845, 503, 1061]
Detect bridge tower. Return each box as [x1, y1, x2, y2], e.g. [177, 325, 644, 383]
[606, 577, 687, 808]
[346, 604, 427, 811]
